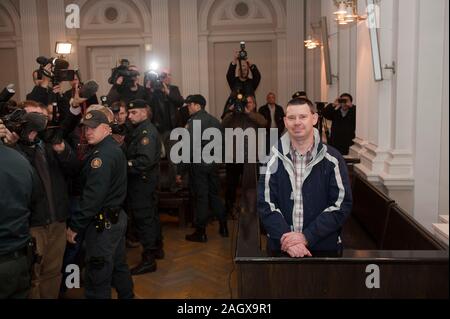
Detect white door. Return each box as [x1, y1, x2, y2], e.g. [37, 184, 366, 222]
[88, 46, 142, 97]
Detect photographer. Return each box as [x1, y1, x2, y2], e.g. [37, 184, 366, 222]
[4, 101, 78, 299]
[323, 93, 356, 155]
[222, 95, 266, 218]
[107, 63, 149, 105]
[222, 47, 261, 118]
[145, 69, 184, 191]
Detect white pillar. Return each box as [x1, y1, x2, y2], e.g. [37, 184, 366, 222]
[20, 0, 40, 96]
[286, 0, 305, 97]
[413, 0, 447, 229]
[151, 0, 170, 69]
[47, 0, 67, 57]
[354, 0, 395, 183]
[180, 0, 200, 96]
[380, 0, 417, 213]
[198, 34, 210, 109]
[276, 35, 287, 107]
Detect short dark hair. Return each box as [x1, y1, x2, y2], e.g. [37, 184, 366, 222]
[286, 98, 317, 114]
[340, 93, 353, 103]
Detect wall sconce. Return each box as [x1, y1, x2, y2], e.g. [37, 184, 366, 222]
[55, 42, 72, 58]
[304, 36, 320, 50]
[333, 0, 366, 25]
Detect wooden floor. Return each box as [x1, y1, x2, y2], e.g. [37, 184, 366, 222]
[65, 215, 238, 299]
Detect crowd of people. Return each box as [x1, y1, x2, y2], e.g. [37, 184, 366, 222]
[0, 51, 356, 299]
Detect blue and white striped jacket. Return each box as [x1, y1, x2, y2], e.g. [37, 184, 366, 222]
[257, 129, 352, 252]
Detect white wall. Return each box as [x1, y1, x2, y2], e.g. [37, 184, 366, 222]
[439, 0, 449, 216]
[320, 0, 449, 230]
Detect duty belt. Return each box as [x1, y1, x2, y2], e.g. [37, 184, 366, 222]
[94, 207, 121, 233]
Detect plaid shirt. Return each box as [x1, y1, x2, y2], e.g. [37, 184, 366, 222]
[290, 141, 315, 232]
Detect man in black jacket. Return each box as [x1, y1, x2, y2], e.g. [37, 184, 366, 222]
[147, 70, 184, 191]
[4, 101, 78, 299]
[176, 95, 228, 242]
[258, 92, 285, 138]
[125, 99, 163, 275]
[323, 93, 356, 155]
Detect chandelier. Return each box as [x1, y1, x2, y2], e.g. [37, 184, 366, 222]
[333, 0, 366, 25]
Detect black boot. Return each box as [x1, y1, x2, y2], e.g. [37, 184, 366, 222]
[152, 241, 165, 260]
[219, 220, 229, 238]
[185, 228, 207, 243]
[130, 252, 157, 276]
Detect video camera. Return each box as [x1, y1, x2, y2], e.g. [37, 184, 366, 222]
[36, 56, 75, 86]
[108, 59, 140, 89]
[238, 41, 248, 61]
[227, 92, 248, 114]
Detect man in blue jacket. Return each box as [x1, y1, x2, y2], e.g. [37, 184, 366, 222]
[257, 98, 352, 257]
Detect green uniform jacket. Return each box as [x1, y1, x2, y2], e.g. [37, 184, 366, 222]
[0, 145, 34, 254]
[69, 136, 127, 234]
[125, 119, 161, 209]
[177, 109, 223, 175]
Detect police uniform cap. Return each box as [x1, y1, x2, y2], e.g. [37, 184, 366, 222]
[81, 110, 110, 128]
[184, 94, 206, 108]
[292, 91, 307, 99]
[128, 99, 148, 110]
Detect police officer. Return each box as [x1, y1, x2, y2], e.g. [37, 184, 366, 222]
[176, 95, 228, 242]
[0, 120, 34, 298]
[66, 109, 134, 299]
[125, 99, 163, 275]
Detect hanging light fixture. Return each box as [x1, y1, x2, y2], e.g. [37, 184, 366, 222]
[304, 35, 320, 50]
[333, 0, 366, 25]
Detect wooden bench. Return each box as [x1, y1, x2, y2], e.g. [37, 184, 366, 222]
[157, 160, 193, 227]
[235, 170, 449, 299]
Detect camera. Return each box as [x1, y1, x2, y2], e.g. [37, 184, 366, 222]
[238, 41, 248, 61]
[0, 84, 16, 116]
[338, 98, 347, 104]
[36, 56, 75, 85]
[227, 93, 248, 114]
[108, 59, 139, 89]
[0, 108, 27, 136]
[144, 70, 164, 91]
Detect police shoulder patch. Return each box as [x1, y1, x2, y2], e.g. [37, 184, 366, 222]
[141, 137, 150, 146]
[91, 157, 103, 169]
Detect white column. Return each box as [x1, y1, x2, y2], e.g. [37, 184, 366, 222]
[380, 0, 417, 212]
[286, 0, 304, 97]
[47, 0, 67, 57]
[276, 35, 287, 107]
[198, 34, 210, 109]
[151, 0, 170, 69]
[413, 0, 447, 229]
[354, 0, 395, 183]
[305, 0, 322, 103]
[180, 0, 200, 97]
[20, 0, 40, 96]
